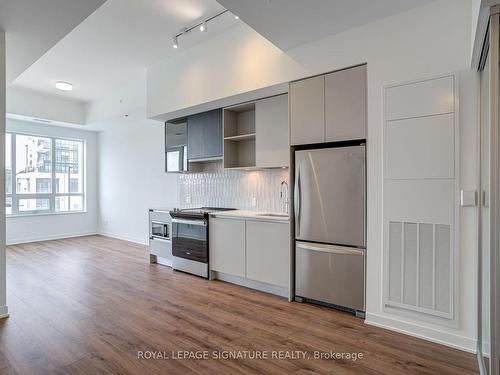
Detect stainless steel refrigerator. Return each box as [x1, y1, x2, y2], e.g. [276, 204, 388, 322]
[294, 145, 366, 316]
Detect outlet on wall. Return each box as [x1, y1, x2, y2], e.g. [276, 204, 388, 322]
[251, 196, 257, 207]
[186, 195, 191, 204]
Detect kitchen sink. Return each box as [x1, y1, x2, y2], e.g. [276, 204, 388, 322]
[257, 213, 289, 218]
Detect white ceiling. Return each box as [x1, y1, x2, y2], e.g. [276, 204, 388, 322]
[0, 0, 106, 83]
[217, 0, 436, 50]
[12, 0, 240, 103]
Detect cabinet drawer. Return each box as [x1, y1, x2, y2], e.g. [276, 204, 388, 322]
[150, 238, 172, 260]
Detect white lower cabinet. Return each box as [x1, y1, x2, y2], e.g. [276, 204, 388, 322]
[209, 216, 291, 293]
[246, 220, 290, 287]
[209, 218, 245, 277]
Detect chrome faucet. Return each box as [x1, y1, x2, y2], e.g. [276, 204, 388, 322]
[280, 181, 289, 214]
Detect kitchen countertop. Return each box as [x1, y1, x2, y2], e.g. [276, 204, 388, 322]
[209, 210, 290, 222]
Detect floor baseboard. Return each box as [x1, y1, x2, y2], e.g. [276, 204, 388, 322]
[365, 312, 477, 353]
[98, 231, 147, 246]
[0, 305, 9, 319]
[6, 232, 98, 245]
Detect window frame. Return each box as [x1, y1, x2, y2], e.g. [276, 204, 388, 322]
[6, 131, 86, 216]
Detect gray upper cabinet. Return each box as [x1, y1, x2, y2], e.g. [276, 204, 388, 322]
[187, 109, 222, 161]
[255, 94, 289, 168]
[290, 75, 325, 145]
[325, 65, 366, 141]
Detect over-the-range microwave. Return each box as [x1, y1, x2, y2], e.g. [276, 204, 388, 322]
[165, 122, 188, 172]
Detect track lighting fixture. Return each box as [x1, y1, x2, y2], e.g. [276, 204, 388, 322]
[171, 9, 240, 49]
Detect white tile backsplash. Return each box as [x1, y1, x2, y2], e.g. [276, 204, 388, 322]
[178, 162, 289, 212]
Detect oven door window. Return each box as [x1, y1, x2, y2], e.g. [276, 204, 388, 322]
[151, 222, 170, 240]
[172, 222, 207, 263]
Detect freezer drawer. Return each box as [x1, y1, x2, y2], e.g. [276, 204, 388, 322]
[295, 241, 365, 312]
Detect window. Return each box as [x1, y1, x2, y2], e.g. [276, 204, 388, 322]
[5, 132, 85, 215]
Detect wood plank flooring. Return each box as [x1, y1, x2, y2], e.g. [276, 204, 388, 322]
[1, 235, 478, 374]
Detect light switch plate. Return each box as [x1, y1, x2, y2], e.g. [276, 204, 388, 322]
[251, 197, 257, 207]
[460, 190, 477, 207]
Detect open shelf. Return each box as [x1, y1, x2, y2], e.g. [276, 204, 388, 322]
[223, 102, 256, 168]
[224, 133, 256, 142]
[224, 138, 255, 168]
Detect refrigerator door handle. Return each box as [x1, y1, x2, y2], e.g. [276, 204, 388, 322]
[296, 241, 364, 256]
[294, 165, 301, 236]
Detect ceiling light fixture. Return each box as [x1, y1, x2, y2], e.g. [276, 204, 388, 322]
[234, 15, 239, 19]
[55, 81, 73, 91]
[172, 8, 239, 49]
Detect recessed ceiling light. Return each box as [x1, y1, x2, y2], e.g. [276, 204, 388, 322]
[55, 81, 73, 91]
[172, 36, 178, 49]
[199, 21, 206, 32]
[234, 15, 239, 19]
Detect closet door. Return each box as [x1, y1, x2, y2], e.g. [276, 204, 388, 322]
[383, 74, 457, 320]
[483, 12, 500, 375]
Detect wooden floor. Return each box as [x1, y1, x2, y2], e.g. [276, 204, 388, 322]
[1, 235, 477, 375]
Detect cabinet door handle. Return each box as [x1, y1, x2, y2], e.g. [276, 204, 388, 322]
[294, 165, 301, 236]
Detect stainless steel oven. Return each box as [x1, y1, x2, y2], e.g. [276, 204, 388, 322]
[171, 217, 208, 278]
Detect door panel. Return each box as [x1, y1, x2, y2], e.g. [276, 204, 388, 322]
[295, 146, 365, 247]
[325, 65, 366, 141]
[209, 218, 245, 277]
[290, 75, 325, 145]
[255, 94, 289, 167]
[187, 109, 222, 160]
[385, 76, 454, 121]
[246, 220, 290, 287]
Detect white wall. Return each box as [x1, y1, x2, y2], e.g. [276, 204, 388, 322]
[147, 0, 477, 351]
[0, 29, 7, 317]
[5, 118, 98, 244]
[96, 108, 178, 245]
